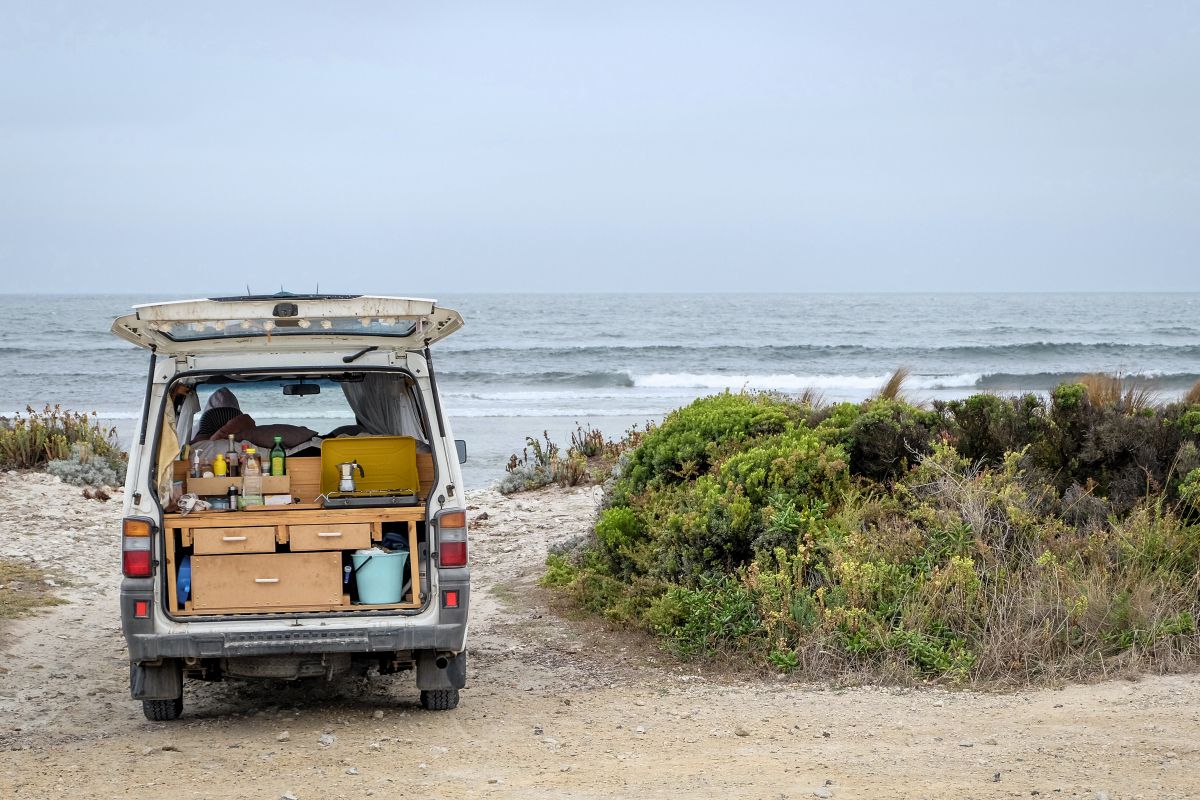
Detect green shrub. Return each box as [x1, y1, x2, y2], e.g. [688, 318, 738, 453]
[542, 386, 1200, 685]
[938, 393, 1048, 465]
[613, 392, 798, 501]
[819, 400, 940, 482]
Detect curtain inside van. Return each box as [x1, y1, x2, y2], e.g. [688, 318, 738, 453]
[341, 373, 427, 445]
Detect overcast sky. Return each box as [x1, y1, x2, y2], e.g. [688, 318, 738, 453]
[1, 2, 1197, 294]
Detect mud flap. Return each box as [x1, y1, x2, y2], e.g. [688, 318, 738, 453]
[415, 651, 467, 690]
[130, 659, 182, 700]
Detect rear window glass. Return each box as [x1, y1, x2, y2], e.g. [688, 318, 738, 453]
[151, 317, 418, 342]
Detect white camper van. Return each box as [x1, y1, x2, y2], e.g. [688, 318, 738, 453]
[112, 294, 470, 720]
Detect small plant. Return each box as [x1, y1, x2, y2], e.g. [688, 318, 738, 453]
[499, 434, 556, 494]
[768, 648, 800, 673]
[570, 423, 607, 458]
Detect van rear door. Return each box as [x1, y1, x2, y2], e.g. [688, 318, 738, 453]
[111, 294, 463, 356]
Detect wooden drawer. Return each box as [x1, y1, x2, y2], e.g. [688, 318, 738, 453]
[192, 526, 277, 555]
[288, 522, 371, 551]
[190, 552, 342, 610]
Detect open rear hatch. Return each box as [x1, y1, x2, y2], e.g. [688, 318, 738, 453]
[111, 293, 463, 356]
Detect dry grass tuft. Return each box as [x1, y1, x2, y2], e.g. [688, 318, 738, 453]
[876, 367, 910, 402]
[1076, 373, 1157, 412]
[1077, 373, 1123, 406]
[794, 388, 826, 409]
[1185, 379, 1200, 406]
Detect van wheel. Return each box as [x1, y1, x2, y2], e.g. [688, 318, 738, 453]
[142, 696, 183, 721]
[420, 689, 459, 711]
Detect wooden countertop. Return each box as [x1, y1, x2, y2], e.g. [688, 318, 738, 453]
[164, 505, 427, 528]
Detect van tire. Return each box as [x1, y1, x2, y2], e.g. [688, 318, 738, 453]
[420, 689, 459, 711]
[142, 697, 183, 721]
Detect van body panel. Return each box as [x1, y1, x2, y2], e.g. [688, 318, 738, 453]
[114, 295, 469, 717]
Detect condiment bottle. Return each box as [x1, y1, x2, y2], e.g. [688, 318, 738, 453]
[213, 452, 227, 477]
[226, 435, 240, 477]
[270, 435, 286, 476]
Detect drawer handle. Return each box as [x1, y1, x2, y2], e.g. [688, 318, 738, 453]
[254, 578, 280, 584]
[316, 531, 343, 538]
[222, 536, 248, 542]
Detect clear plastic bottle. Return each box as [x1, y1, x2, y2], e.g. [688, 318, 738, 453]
[241, 446, 263, 507]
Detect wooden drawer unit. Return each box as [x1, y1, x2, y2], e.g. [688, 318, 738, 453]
[288, 522, 371, 552]
[190, 552, 343, 611]
[192, 526, 277, 555]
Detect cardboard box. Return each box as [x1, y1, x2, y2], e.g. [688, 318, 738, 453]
[186, 475, 290, 496]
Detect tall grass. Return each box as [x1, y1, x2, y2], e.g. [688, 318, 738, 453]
[875, 367, 910, 402]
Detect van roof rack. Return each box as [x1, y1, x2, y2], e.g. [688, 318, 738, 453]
[208, 291, 362, 302]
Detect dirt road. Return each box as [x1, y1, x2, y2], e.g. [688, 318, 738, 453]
[1, 474, 1197, 799]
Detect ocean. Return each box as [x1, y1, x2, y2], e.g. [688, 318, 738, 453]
[2, 293, 1198, 487]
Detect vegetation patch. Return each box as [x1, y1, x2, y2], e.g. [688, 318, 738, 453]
[499, 423, 652, 494]
[0, 559, 66, 620]
[542, 379, 1200, 685]
[1, 405, 126, 478]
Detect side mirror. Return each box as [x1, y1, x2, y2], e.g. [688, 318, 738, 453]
[455, 439, 468, 464]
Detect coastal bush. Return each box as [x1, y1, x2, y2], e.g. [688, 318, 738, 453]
[46, 443, 127, 487]
[0, 405, 125, 471]
[544, 388, 1200, 685]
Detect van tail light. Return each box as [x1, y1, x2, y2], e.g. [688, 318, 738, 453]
[440, 511, 466, 529]
[439, 541, 468, 568]
[437, 511, 468, 568]
[122, 517, 154, 578]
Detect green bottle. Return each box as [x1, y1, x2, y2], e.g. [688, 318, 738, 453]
[270, 435, 286, 476]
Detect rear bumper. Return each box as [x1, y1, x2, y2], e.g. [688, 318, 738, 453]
[121, 582, 469, 662]
[125, 622, 468, 661]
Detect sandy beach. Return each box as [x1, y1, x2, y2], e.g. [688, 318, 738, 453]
[0, 471, 1195, 799]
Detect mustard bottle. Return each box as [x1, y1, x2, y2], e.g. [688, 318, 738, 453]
[213, 452, 227, 477]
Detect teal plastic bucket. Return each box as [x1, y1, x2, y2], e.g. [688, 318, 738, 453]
[352, 551, 409, 604]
